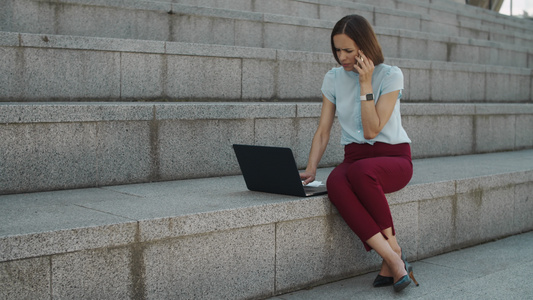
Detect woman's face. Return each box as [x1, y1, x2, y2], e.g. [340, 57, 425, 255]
[333, 33, 360, 72]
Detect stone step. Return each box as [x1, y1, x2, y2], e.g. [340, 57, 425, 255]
[165, 0, 533, 46]
[398, 0, 533, 38]
[1, 0, 532, 65]
[1, 102, 532, 195]
[1, 149, 533, 298]
[1, 32, 531, 102]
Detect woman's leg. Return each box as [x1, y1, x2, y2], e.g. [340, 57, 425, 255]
[382, 228, 401, 254]
[327, 163, 383, 251]
[346, 156, 413, 235]
[377, 227, 402, 276]
[345, 156, 412, 275]
[366, 232, 407, 283]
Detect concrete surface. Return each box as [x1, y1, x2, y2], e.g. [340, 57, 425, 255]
[1, 150, 533, 298]
[267, 231, 533, 299]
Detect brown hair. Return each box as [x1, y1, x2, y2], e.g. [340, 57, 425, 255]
[331, 15, 384, 65]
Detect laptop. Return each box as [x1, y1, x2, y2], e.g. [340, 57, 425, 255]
[232, 144, 328, 197]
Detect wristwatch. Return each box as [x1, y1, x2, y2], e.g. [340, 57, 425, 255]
[360, 93, 374, 101]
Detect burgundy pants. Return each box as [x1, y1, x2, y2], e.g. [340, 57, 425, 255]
[326, 142, 413, 251]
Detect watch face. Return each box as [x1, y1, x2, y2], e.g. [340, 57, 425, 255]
[366, 94, 374, 100]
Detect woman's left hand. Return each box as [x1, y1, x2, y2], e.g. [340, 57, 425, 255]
[354, 50, 374, 86]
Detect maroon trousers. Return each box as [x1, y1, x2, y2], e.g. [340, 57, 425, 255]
[326, 142, 413, 251]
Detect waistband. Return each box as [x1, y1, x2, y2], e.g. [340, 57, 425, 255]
[343, 142, 411, 163]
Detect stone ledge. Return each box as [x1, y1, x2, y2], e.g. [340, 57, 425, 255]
[1, 31, 531, 102]
[1, 150, 533, 298]
[1, 102, 532, 195]
[2, 102, 533, 124]
[2, 150, 533, 259]
[2, 0, 532, 61]
[398, 0, 533, 31]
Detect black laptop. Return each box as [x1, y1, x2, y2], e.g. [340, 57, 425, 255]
[232, 144, 328, 197]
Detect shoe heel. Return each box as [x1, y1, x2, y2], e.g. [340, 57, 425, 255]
[408, 270, 419, 286]
[401, 253, 420, 287]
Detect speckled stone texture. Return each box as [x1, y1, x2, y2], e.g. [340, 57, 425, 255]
[1, 28, 532, 101]
[144, 225, 276, 299]
[0, 257, 50, 299]
[0, 0, 532, 298]
[0, 151, 532, 299]
[1, 102, 533, 194]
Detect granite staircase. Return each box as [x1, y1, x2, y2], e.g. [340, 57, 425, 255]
[0, 0, 532, 299]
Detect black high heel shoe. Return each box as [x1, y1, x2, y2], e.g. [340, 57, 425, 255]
[393, 274, 411, 292]
[394, 253, 423, 292]
[393, 255, 411, 292]
[373, 274, 393, 287]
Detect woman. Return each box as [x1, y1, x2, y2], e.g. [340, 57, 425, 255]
[300, 15, 418, 292]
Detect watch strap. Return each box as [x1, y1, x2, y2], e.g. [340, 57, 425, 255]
[360, 93, 374, 101]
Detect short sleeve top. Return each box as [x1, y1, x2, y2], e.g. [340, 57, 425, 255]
[321, 63, 411, 145]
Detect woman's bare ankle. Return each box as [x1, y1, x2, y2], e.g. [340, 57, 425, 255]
[379, 260, 392, 277]
[385, 255, 407, 282]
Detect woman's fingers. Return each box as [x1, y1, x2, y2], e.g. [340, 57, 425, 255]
[300, 172, 316, 185]
[355, 51, 370, 70]
[356, 50, 374, 81]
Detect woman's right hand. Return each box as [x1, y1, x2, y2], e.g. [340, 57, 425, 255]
[300, 171, 316, 185]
